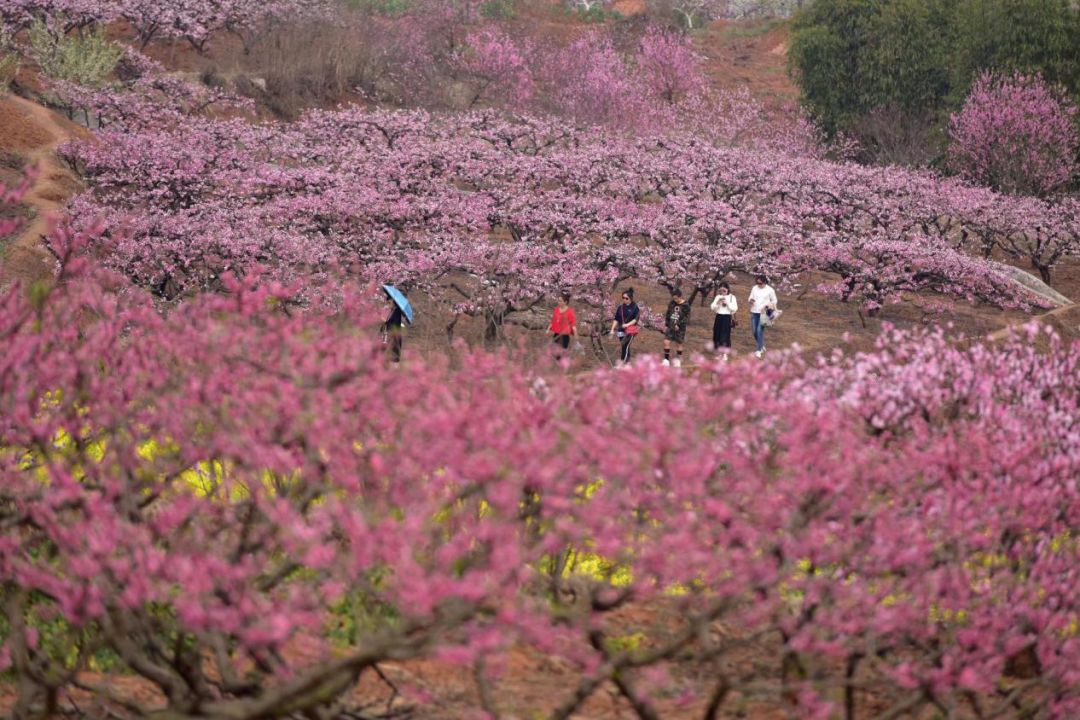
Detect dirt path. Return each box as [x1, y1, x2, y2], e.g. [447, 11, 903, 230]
[0, 94, 86, 290]
[986, 302, 1080, 346]
[695, 18, 799, 109]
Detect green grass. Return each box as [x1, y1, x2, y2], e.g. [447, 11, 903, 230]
[345, 0, 411, 16]
[558, 3, 623, 23]
[721, 17, 788, 39]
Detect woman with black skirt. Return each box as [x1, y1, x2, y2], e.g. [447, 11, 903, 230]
[709, 283, 737, 360]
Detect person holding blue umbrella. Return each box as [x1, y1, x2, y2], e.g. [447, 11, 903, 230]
[382, 285, 413, 363]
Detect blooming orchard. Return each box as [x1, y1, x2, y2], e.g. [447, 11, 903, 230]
[1, 2, 1079, 715]
[19, 19, 1070, 325]
[0, 0, 328, 51]
[59, 100, 1071, 328]
[0, 208, 1077, 717]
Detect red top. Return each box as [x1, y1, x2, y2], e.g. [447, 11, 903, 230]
[550, 306, 576, 335]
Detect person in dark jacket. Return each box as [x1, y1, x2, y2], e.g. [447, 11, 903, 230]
[663, 288, 690, 367]
[383, 295, 406, 363]
[609, 288, 640, 365]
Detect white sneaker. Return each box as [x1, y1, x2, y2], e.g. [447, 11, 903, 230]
[754, 350, 763, 358]
[672, 358, 682, 368]
[662, 359, 671, 366]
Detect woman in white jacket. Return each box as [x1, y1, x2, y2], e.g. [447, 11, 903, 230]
[710, 283, 737, 359]
[748, 274, 778, 358]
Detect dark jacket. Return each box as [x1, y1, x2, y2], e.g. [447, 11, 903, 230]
[665, 300, 690, 332]
[615, 302, 640, 330]
[385, 306, 406, 330]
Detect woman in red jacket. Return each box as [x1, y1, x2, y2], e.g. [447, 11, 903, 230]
[550, 292, 578, 351]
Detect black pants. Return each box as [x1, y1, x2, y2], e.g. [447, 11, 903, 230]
[553, 334, 570, 350]
[387, 330, 403, 362]
[619, 333, 634, 362]
[712, 314, 732, 350]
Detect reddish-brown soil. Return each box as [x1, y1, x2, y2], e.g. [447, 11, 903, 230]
[0, 97, 55, 152]
[0, 599, 916, 719]
[0, 94, 87, 291]
[696, 19, 799, 110]
[397, 259, 1078, 373]
[612, 0, 647, 14]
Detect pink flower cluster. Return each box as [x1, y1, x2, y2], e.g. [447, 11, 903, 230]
[1, 233, 1077, 717]
[0, 0, 329, 51]
[57, 102, 1071, 329]
[455, 27, 533, 108]
[949, 71, 1079, 198]
[51, 48, 251, 131]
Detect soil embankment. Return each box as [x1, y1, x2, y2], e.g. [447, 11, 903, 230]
[0, 94, 86, 290]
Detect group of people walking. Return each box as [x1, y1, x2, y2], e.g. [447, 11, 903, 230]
[550, 275, 779, 366]
[386, 277, 779, 366]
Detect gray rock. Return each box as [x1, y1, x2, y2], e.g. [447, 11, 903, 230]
[992, 262, 1074, 307]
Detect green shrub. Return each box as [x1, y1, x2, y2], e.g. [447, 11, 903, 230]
[480, 0, 516, 19]
[788, 0, 954, 136]
[0, 590, 123, 679]
[27, 18, 123, 87]
[789, 0, 1080, 140]
[566, 3, 621, 23]
[347, 0, 411, 15]
[950, 0, 1080, 100]
[0, 30, 17, 94]
[0, 53, 17, 94]
[327, 587, 400, 646]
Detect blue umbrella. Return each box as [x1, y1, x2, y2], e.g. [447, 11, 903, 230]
[382, 284, 414, 325]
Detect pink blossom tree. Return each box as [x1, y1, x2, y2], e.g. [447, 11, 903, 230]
[948, 71, 1079, 198]
[49, 48, 250, 131]
[455, 27, 533, 108]
[0, 0, 117, 34]
[58, 100, 1064, 306]
[540, 32, 650, 132]
[635, 24, 705, 105]
[0, 0, 328, 51]
[1, 219, 1078, 717]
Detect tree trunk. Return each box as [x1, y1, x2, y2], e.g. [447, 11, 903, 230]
[1034, 261, 1052, 286]
[484, 313, 501, 345]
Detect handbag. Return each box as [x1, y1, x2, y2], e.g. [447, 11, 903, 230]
[618, 305, 639, 335]
[761, 308, 781, 327]
[731, 314, 739, 329]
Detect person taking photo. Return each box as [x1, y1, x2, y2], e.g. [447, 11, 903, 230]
[710, 283, 737, 360]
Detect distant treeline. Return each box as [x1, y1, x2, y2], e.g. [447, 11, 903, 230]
[789, 0, 1080, 164]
